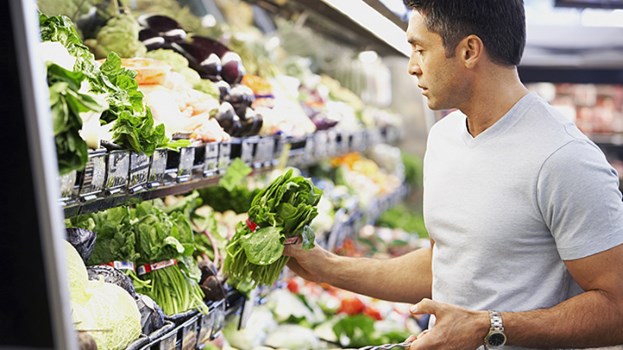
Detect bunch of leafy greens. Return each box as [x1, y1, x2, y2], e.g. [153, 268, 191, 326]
[39, 13, 185, 157]
[223, 169, 322, 292]
[163, 192, 224, 263]
[67, 206, 139, 265]
[198, 159, 261, 214]
[47, 63, 104, 174]
[132, 201, 208, 315]
[68, 200, 207, 315]
[332, 315, 410, 348]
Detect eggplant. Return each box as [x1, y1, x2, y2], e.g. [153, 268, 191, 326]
[65, 228, 96, 263]
[229, 84, 255, 117]
[200, 53, 222, 79]
[214, 80, 231, 102]
[228, 115, 243, 137]
[221, 52, 246, 84]
[239, 112, 256, 136]
[140, 28, 167, 51]
[249, 111, 264, 136]
[190, 35, 230, 58]
[198, 261, 225, 302]
[137, 14, 181, 33]
[215, 102, 237, 131]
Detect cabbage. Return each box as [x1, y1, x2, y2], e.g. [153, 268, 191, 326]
[72, 280, 142, 350]
[64, 240, 89, 303]
[65, 241, 141, 350]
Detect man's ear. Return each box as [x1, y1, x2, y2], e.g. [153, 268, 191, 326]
[457, 34, 484, 68]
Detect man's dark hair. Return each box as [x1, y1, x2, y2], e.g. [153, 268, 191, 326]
[403, 0, 526, 66]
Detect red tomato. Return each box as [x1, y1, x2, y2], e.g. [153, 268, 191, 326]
[287, 279, 299, 294]
[364, 307, 383, 320]
[338, 297, 366, 315]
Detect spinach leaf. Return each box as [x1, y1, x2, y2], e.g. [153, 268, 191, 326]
[240, 226, 284, 265]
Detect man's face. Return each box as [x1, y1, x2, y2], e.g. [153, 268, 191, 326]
[406, 12, 468, 110]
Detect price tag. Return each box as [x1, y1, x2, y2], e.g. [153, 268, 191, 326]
[314, 131, 328, 159]
[59, 170, 78, 203]
[326, 130, 337, 157]
[241, 138, 255, 165]
[336, 131, 349, 155]
[177, 147, 195, 182]
[210, 300, 227, 339]
[204, 142, 219, 177]
[218, 142, 231, 174]
[79, 150, 107, 200]
[253, 136, 274, 168]
[105, 150, 130, 195]
[367, 129, 383, 148]
[303, 135, 315, 164]
[147, 149, 167, 188]
[128, 153, 150, 193]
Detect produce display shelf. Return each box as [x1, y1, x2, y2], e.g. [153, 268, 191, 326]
[324, 183, 409, 252]
[125, 299, 227, 350]
[61, 126, 402, 217]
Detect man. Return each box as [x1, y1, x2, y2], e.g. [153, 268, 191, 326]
[283, 1, 623, 349]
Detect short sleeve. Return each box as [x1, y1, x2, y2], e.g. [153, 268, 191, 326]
[537, 140, 623, 260]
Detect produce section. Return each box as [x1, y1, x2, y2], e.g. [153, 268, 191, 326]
[4, 0, 430, 349]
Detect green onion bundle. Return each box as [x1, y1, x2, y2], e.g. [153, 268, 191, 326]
[223, 169, 323, 291]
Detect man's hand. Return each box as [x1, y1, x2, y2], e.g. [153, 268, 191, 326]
[283, 241, 333, 283]
[407, 299, 489, 350]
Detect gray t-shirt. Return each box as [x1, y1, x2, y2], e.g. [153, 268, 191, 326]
[423, 92, 623, 349]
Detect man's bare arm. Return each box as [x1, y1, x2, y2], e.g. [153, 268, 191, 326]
[284, 241, 433, 304]
[504, 243, 623, 348]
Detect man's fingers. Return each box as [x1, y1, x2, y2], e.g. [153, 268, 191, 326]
[282, 241, 302, 257]
[410, 298, 439, 315]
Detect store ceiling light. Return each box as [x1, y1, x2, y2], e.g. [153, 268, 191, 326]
[358, 50, 379, 63]
[320, 0, 411, 57]
[581, 8, 623, 27]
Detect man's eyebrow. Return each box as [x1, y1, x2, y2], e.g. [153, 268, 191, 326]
[407, 37, 423, 46]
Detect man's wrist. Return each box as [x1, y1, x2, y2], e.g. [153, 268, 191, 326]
[476, 310, 491, 339]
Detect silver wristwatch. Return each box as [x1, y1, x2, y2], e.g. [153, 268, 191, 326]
[484, 310, 507, 348]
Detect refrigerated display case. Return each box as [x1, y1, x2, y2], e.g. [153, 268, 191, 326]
[4, 0, 426, 349]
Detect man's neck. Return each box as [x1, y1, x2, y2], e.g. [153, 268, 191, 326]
[461, 67, 529, 137]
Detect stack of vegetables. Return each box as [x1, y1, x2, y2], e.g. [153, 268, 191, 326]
[68, 200, 208, 316]
[223, 169, 323, 292]
[39, 13, 185, 175]
[65, 240, 142, 350]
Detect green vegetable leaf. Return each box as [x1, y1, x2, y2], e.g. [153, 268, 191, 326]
[219, 158, 252, 192]
[332, 315, 379, 348]
[240, 226, 284, 265]
[301, 225, 315, 250]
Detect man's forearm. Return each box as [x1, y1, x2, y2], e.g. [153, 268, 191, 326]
[325, 247, 433, 304]
[505, 289, 623, 348]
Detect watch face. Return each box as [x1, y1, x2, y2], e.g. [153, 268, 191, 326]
[487, 332, 507, 346]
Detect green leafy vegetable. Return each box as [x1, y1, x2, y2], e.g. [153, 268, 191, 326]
[47, 63, 104, 174]
[39, 13, 179, 157]
[198, 159, 260, 213]
[132, 201, 208, 315]
[223, 169, 322, 291]
[67, 206, 140, 265]
[332, 315, 410, 348]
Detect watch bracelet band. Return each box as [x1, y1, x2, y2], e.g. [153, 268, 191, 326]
[484, 310, 506, 349]
[489, 310, 505, 332]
